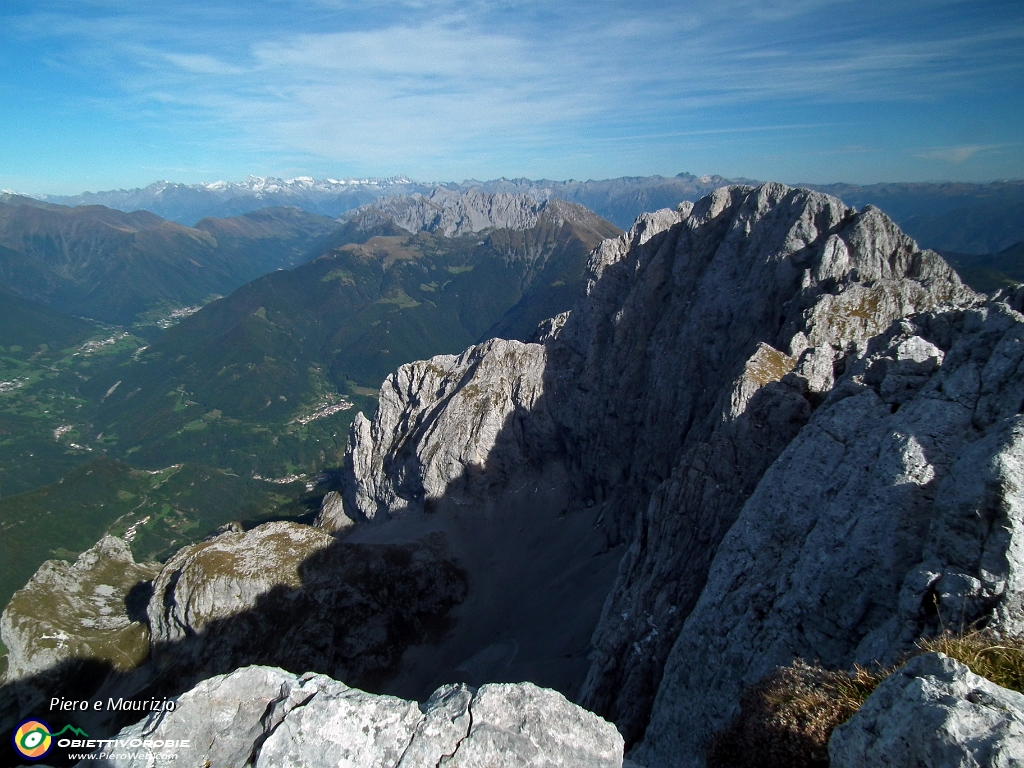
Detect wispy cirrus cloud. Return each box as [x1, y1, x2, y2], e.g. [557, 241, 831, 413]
[912, 144, 1014, 163]
[1, 0, 1023, 188]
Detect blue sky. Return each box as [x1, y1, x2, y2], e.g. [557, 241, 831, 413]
[1, 0, 1022, 194]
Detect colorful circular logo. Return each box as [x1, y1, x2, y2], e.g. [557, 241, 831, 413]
[12, 719, 53, 760]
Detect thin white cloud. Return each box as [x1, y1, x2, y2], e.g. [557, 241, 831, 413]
[912, 144, 1012, 163]
[162, 53, 247, 75]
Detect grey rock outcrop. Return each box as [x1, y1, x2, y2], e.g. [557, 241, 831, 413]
[147, 521, 466, 687]
[341, 183, 979, 747]
[314, 490, 354, 531]
[148, 521, 334, 644]
[829, 653, 1024, 768]
[356, 187, 620, 239]
[633, 299, 1024, 766]
[342, 338, 557, 522]
[86, 665, 624, 768]
[1, 536, 157, 682]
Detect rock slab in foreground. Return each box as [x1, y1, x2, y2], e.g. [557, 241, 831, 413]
[830, 652, 1024, 768]
[86, 665, 624, 768]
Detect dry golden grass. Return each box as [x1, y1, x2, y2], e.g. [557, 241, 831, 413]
[917, 628, 1024, 692]
[706, 660, 887, 768]
[707, 628, 1024, 767]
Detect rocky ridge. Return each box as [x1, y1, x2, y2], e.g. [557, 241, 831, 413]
[85, 664, 624, 767]
[355, 187, 611, 239]
[5, 182, 1023, 767]
[632, 295, 1024, 765]
[335, 182, 1024, 765]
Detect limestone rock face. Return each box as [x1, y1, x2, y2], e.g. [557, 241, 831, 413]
[633, 300, 1024, 766]
[341, 183, 978, 746]
[563, 189, 974, 741]
[148, 521, 335, 644]
[314, 490, 354, 531]
[147, 521, 467, 687]
[85, 665, 624, 768]
[342, 338, 556, 522]
[1, 536, 157, 681]
[829, 653, 1024, 768]
[358, 187, 609, 239]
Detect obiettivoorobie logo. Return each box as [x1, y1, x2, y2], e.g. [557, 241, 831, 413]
[12, 719, 87, 761]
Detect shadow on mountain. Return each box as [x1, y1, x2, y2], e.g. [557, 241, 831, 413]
[339, 351, 626, 707]
[2, 184, 977, 765]
[0, 534, 466, 767]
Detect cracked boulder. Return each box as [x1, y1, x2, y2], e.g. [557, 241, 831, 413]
[84, 665, 624, 768]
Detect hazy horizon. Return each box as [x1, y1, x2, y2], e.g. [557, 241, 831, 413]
[8, 171, 1024, 203]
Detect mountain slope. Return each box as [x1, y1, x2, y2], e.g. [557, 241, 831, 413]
[0, 290, 111, 497]
[86, 195, 620, 476]
[0, 199, 342, 324]
[940, 240, 1024, 291]
[0, 286, 96, 353]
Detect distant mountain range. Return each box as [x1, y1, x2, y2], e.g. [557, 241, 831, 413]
[0, 194, 342, 325]
[37, 174, 1024, 255]
[39, 173, 738, 231]
[806, 181, 1024, 254]
[41, 176, 424, 228]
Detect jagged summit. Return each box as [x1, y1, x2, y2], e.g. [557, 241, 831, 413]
[347, 187, 611, 238]
[341, 182, 973, 524]
[334, 182, 1023, 767]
